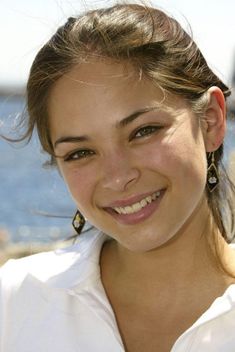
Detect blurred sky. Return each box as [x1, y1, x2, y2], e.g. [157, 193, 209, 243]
[1, 0, 235, 87]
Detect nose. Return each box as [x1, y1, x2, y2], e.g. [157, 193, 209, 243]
[101, 150, 140, 192]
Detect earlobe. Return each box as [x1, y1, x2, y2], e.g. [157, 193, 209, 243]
[204, 86, 226, 152]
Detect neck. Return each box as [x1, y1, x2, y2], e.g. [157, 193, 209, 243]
[101, 199, 235, 298]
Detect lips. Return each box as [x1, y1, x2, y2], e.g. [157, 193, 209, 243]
[113, 191, 161, 215]
[104, 189, 165, 225]
[106, 190, 162, 208]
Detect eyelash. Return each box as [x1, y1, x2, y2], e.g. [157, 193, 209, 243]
[131, 125, 162, 140]
[63, 125, 162, 162]
[64, 149, 95, 162]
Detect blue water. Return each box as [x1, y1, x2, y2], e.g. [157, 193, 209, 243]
[0, 96, 75, 243]
[0, 95, 235, 243]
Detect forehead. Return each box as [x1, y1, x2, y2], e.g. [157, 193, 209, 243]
[49, 60, 154, 107]
[49, 60, 185, 107]
[61, 60, 139, 87]
[48, 60, 189, 138]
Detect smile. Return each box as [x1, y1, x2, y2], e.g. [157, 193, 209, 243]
[104, 189, 165, 225]
[113, 191, 161, 214]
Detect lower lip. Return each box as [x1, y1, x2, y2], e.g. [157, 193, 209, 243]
[105, 190, 165, 225]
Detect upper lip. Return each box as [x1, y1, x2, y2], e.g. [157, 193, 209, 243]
[104, 189, 164, 208]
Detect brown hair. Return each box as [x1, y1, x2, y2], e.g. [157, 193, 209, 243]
[23, 3, 234, 262]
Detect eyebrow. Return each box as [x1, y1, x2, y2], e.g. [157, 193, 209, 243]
[54, 106, 158, 149]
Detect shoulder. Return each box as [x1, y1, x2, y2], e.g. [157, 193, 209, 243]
[0, 232, 113, 350]
[0, 230, 107, 291]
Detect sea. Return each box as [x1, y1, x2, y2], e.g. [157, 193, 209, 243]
[0, 95, 235, 244]
[0, 95, 75, 244]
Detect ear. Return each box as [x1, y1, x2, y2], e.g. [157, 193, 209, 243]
[203, 86, 226, 152]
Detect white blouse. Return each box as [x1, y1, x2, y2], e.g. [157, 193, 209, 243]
[1, 231, 235, 352]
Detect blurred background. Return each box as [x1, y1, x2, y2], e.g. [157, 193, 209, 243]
[0, 0, 235, 261]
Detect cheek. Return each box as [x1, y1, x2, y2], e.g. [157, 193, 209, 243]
[138, 132, 207, 186]
[58, 165, 95, 209]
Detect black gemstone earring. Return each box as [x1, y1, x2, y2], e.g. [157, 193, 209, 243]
[207, 152, 219, 192]
[72, 210, 85, 235]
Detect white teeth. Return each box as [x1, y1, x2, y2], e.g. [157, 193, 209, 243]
[140, 199, 147, 207]
[120, 207, 127, 214]
[113, 191, 162, 215]
[146, 196, 152, 204]
[152, 191, 160, 201]
[125, 206, 133, 214]
[132, 203, 142, 212]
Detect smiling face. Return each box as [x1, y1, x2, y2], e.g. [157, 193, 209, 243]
[48, 61, 209, 252]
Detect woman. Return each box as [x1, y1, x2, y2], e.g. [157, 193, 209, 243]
[1, 3, 235, 351]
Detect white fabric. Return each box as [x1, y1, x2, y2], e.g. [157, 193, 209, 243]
[1, 231, 235, 351]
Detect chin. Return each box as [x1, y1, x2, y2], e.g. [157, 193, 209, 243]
[115, 229, 176, 253]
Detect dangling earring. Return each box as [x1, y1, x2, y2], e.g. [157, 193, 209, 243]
[207, 151, 219, 192]
[72, 210, 85, 235]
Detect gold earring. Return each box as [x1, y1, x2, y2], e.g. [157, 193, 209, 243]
[72, 210, 85, 235]
[207, 152, 219, 192]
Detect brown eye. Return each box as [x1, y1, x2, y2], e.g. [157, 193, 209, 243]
[132, 125, 162, 139]
[64, 149, 95, 162]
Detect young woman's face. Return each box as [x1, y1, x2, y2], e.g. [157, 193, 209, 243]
[49, 61, 208, 251]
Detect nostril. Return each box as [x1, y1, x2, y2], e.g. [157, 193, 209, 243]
[102, 167, 140, 191]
